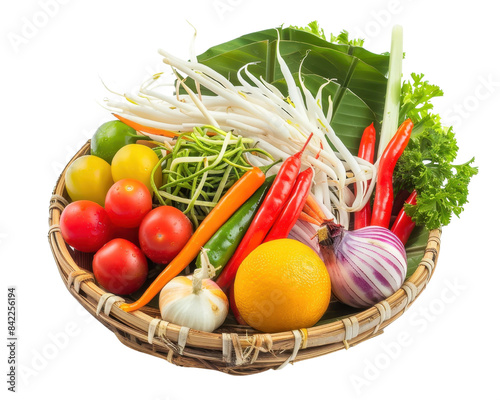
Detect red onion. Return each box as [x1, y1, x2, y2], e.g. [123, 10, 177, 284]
[288, 220, 323, 260]
[318, 222, 407, 308]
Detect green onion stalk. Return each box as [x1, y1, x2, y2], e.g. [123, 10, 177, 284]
[378, 25, 404, 160]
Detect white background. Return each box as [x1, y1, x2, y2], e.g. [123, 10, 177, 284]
[1, 0, 497, 399]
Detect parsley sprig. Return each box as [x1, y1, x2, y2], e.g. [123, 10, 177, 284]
[394, 73, 478, 230]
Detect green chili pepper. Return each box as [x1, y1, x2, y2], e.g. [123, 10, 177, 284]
[195, 175, 275, 276]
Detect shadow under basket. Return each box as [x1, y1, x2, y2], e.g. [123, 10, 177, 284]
[48, 141, 441, 375]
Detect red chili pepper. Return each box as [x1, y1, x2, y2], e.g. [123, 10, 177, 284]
[371, 118, 413, 228]
[354, 123, 376, 230]
[264, 167, 314, 242]
[392, 189, 411, 216]
[216, 133, 314, 293]
[391, 189, 417, 245]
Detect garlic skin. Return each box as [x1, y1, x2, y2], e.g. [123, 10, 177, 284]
[159, 272, 228, 332]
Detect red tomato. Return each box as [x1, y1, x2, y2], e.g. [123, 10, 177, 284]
[139, 206, 193, 264]
[60, 200, 113, 252]
[105, 179, 152, 228]
[92, 238, 148, 295]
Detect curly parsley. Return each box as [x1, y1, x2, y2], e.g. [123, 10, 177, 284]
[394, 73, 478, 230]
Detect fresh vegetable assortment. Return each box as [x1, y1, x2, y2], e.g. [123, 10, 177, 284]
[121, 165, 267, 312]
[58, 22, 477, 334]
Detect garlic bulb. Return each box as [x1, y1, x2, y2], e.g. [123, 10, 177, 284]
[159, 250, 228, 332]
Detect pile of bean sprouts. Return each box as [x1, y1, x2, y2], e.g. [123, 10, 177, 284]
[105, 36, 377, 228]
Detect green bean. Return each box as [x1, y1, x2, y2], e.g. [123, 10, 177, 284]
[190, 134, 220, 155]
[150, 154, 169, 206]
[212, 166, 232, 203]
[154, 125, 272, 223]
[241, 147, 275, 159]
[222, 157, 252, 171]
[185, 160, 209, 215]
[158, 190, 217, 207]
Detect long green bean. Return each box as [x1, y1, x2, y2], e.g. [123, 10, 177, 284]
[150, 125, 273, 226]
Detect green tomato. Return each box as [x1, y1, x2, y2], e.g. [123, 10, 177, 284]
[111, 144, 162, 194]
[65, 155, 114, 206]
[91, 120, 148, 163]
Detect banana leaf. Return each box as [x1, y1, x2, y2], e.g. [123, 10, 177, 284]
[182, 26, 389, 154]
[405, 225, 429, 278]
[198, 27, 390, 76]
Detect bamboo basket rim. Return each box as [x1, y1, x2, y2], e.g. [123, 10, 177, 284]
[48, 140, 441, 374]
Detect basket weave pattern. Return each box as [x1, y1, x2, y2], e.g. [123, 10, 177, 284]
[48, 141, 441, 374]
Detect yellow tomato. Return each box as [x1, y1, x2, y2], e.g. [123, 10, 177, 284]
[111, 144, 162, 194]
[65, 155, 114, 206]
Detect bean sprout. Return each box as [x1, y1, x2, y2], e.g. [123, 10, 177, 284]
[105, 34, 377, 217]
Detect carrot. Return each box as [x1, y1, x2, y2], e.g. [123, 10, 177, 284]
[305, 194, 327, 221]
[302, 203, 323, 224]
[298, 211, 321, 226]
[113, 114, 180, 138]
[120, 167, 266, 312]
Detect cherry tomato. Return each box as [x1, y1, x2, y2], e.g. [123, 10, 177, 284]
[91, 120, 149, 164]
[60, 200, 113, 252]
[111, 144, 162, 195]
[65, 155, 114, 206]
[92, 238, 148, 295]
[139, 206, 193, 264]
[105, 179, 152, 228]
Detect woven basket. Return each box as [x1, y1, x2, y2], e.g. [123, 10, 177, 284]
[48, 141, 441, 375]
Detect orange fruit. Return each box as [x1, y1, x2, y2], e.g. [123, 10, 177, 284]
[234, 239, 331, 333]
